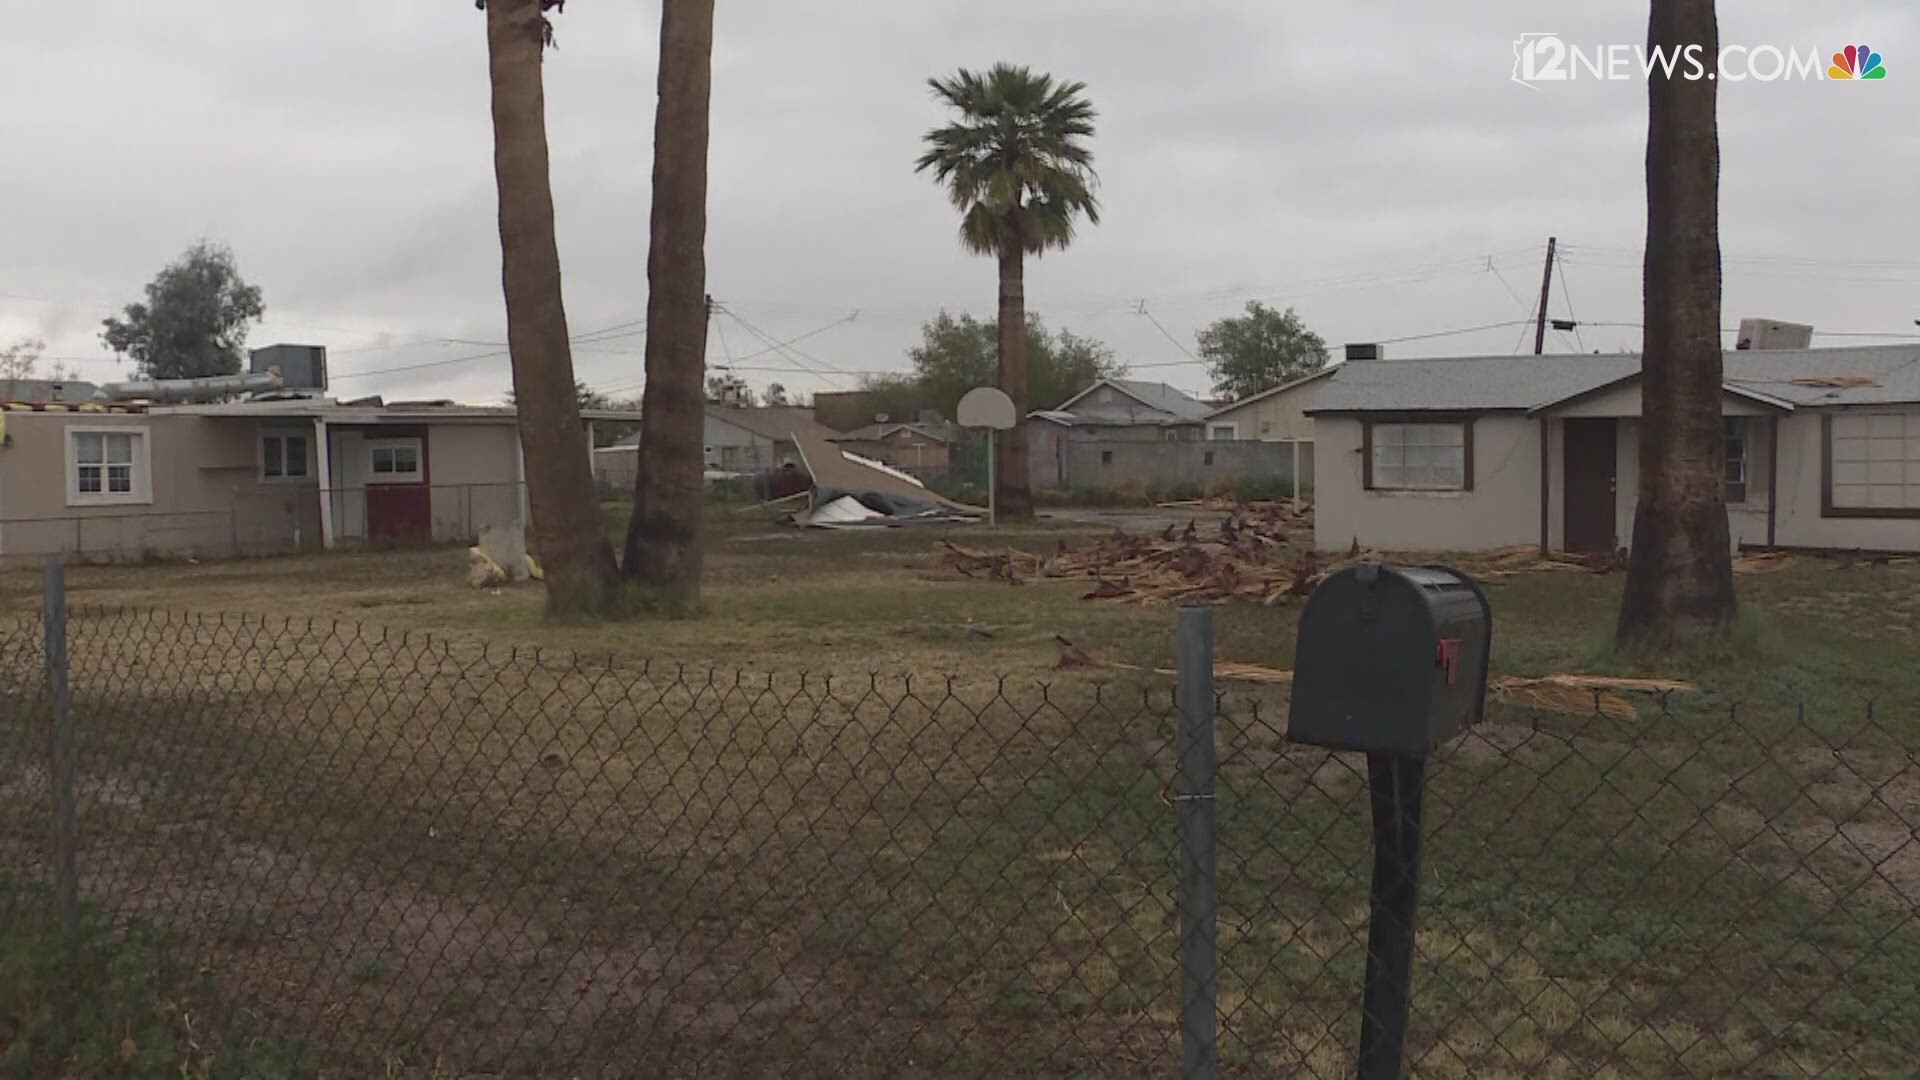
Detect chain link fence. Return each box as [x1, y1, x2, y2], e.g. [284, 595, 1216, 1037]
[1, 575, 1915, 1076]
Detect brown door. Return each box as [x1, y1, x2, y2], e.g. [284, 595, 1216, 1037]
[1563, 419, 1617, 553]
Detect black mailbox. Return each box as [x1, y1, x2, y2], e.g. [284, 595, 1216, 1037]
[1285, 562, 1493, 1079]
[1289, 563, 1492, 757]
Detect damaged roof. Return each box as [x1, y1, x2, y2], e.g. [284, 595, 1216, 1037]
[1307, 344, 1920, 414]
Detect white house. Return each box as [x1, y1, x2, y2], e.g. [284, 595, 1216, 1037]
[1307, 345, 1920, 554]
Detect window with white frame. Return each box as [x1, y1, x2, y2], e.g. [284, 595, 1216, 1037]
[1210, 423, 1238, 442]
[67, 427, 151, 506]
[367, 438, 423, 483]
[1366, 421, 1469, 491]
[1724, 418, 1749, 504]
[1829, 412, 1920, 514]
[260, 431, 311, 481]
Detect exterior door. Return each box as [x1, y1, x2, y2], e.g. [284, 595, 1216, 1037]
[365, 436, 431, 541]
[1563, 419, 1618, 553]
[332, 431, 369, 539]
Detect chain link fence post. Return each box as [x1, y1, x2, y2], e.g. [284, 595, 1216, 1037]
[1175, 603, 1219, 1079]
[42, 560, 79, 935]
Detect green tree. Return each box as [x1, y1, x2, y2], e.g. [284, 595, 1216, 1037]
[100, 242, 264, 380]
[1198, 302, 1329, 401]
[482, 0, 621, 613]
[917, 64, 1100, 520]
[764, 382, 789, 407]
[1617, 0, 1735, 642]
[907, 311, 1121, 419]
[506, 379, 610, 413]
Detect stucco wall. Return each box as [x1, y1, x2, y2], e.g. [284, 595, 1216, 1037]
[1772, 408, 1919, 551]
[424, 423, 523, 542]
[0, 413, 531, 562]
[1314, 415, 1542, 552]
[0, 412, 319, 562]
[1056, 439, 1311, 494]
[1319, 410, 1899, 556]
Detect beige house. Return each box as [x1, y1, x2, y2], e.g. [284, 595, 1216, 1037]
[1308, 346, 1920, 554]
[0, 399, 630, 564]
[1199, 368, 1332, 443]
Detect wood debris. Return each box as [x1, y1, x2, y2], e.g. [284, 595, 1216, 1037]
[1051, 638, 1692, 722]
[1789, 374, 1879, 389]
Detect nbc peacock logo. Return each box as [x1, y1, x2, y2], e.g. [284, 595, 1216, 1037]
[1828, 44, 1887, 80]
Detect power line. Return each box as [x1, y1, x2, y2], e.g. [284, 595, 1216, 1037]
[719, 307, 851, 389]
[1135, 301, 1201, 367]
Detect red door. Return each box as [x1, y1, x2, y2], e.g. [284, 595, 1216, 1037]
[365, 436, 432, 542]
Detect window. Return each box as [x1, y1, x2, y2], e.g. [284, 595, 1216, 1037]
[1203, 451, 1216, 467]
[261, 431, 311, 481]
[1724, 419, 1748, 504]
[1210, 424, 1238, 442]
[67, 427, 151, 506]
[1827, 412, 1920, 516]
[1101, 450, 1114, 466]
[1365, 421, 1470, 492]
[366, 438, 422, 483]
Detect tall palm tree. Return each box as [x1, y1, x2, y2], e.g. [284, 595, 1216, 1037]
[483, 0, 621, 613]
[917, 65, 1100, 520]
[623, 0, 715, 604]
[1617, 0, 1736, 642]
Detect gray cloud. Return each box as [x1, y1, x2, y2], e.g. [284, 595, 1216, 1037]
[1, 1, 1913, 404]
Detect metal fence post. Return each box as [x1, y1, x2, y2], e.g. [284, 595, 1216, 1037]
[42, 561, 79, 935]
[1175, 603, 1219, 1078]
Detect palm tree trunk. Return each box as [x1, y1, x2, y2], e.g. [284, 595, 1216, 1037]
[623, 0, 715, 602]
[996, 247, 1034, 520]
[1617, 0, 1735, 643]
[486, 0, 620, 614]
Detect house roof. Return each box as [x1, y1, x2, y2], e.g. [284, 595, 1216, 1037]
[1305, 345, 1920, 414]
[1203, 367, 1336, 420]
[1055, 378, 1210, 422]
[0, 379, 103, 405]
[706, 404, 843, 444]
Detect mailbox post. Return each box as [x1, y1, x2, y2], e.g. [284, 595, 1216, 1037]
[1287, 563, 1491, 1079]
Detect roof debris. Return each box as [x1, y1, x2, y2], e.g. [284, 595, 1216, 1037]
[789, 429, 982, 528]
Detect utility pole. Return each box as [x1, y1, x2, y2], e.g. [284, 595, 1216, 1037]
[1533, 236, 1557, 355]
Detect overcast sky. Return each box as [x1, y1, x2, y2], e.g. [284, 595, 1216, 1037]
[2, 2, 1914, 406]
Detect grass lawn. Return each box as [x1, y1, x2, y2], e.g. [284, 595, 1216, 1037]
[0, 514, 1914, 1075]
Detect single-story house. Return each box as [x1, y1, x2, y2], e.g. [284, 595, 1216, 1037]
[1200, 368, 1333, 443]
[832, 421, 958, 479]
[1026, 379, 1212, 490]
[592, 404, 843, 489]
[0, 397, 632, 564]
[1307, 345, 1920, 554]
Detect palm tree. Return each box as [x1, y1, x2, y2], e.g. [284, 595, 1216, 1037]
[623, 0, 715, 605]
[917, 65, 1100, 520]
[483, 0, 621, 613]
[1617, 0, 1736, 642]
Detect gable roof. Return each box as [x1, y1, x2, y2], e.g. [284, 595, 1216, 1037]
[1055, 378, 1209, 422]
[1203, 367, 1336, 420]
[1306, 345, 1920, 414]
[837, 421, 958, 444]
